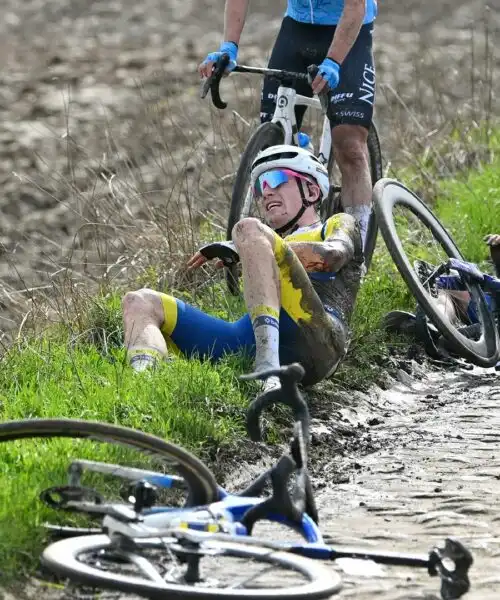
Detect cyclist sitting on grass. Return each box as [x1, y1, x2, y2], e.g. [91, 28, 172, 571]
[199, 0, 378, 249]
[122, 145, 363, 390]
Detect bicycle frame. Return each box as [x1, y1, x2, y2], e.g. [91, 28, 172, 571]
[269, 84, 332, 167]
[103, 489, 322, 544]
[40, 363, 474, 598]
[67, 460, 472, 600]
[240, 82, 332, 219]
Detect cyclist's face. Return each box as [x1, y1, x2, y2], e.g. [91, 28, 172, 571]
[258, 178, 304, 229]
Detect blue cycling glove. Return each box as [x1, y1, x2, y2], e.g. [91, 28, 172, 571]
[203, 41, 238, 73]
[318, 57, 340, 90]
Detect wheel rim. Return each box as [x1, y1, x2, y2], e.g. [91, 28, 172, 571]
[376, 181, 499, 365]
[42, 534, 342, 599]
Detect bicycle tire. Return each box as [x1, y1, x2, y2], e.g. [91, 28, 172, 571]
[225, 121, 285, 295]
[362, 123, 384, 270]
[0, 418, 218, 506]
[373, 178, 500, 367]
[42, 534, 342, 600]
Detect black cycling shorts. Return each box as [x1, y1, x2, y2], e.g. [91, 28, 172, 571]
[260, 17, 375, 130]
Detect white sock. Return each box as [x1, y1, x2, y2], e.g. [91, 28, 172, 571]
[250, 306, 280, 373]
[128, 348, 162, 372]
[345, 205, 372, 249]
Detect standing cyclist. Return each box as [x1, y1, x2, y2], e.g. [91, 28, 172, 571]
[199, 0, 378, 249]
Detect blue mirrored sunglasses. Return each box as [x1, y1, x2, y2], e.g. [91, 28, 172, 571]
[253, 169, 311, 198]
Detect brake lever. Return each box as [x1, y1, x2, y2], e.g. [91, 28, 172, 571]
[240, 454, 304, 534]
[323, 536, 472, 600]
[307, 64, 331, 117]
[200, 53, 230, 109]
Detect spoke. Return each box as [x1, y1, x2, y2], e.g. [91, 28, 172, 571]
[227, 562, 276, 589]
[124, 551, 169, 585]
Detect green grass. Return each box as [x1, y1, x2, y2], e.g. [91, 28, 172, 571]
[1, 126, 500, 583]
[0, 315, 256, 578]
[434, 158, 500, 265]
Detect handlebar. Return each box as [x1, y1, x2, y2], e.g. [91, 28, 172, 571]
[238, 362, 318, 532]
[200, 54, 333, 118]
[241, 362, 309, 443]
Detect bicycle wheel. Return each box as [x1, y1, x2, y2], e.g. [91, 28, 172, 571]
[225, 121, 285, 295]
[42, 533, 342, 600]
[373, 178, 500, 367]
[0, 418, 219, 577]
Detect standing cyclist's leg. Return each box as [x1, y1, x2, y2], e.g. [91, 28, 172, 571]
[330, 23, 376, 249]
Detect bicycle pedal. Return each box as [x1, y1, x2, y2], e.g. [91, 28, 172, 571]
[40, 486, 104, 510]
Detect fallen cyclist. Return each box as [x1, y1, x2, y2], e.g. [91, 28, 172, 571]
[382, 234, 500, 368]
[122, 145, 364, 390]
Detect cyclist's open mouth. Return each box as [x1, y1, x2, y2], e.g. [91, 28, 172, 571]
[265, 201, 282, 212]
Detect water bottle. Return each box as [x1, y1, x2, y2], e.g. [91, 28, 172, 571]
[298, 132, 315, 154]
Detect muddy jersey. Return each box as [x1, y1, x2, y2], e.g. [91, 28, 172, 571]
[285, 0, 378, 25]
[284, 213, 364, 324]
[156, 213, 362, 386]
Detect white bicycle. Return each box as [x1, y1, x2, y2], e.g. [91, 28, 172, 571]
[202, 57, 383, 295]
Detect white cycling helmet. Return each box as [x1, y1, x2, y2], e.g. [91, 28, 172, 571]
[251, 144, 330, 201]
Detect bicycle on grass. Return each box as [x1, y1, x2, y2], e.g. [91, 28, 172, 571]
[201, 54, 383, 295]
[368, 178, 499, 368]
[1, 364, 472, 599]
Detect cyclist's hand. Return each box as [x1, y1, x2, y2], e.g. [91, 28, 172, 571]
[198, 41, 238, 79]
[484, 234, 500, 246]
[187, 252, 224, 270]
[186, 251, 208, 270]
[311, 58, 340, 94]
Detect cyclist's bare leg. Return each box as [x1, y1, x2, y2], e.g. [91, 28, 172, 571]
[433, 290, 469, 326]
[332, 124, 372, 247]
[232, 217, 345, 385]
[122, 289, 167, 370]
[232, 218, 281, 377]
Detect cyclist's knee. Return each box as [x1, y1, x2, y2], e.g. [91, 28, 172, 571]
[333, 126, 368, 168]
[232, 218, 276, 257]
[232, 217, 267, 242]
[122, 289, 164, 325]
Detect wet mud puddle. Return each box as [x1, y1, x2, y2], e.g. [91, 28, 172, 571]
[317, 367, 500, 599]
